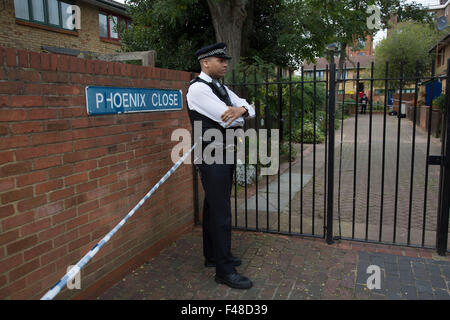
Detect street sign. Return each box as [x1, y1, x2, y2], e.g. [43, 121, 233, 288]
[85, 86, 183, 115]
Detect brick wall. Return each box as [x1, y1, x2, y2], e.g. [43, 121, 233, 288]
[0, 0, 123, 54]
[0, 45, 202, 299]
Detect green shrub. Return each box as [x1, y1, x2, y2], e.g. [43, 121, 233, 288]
[433, 94, 446, 114]
[291, 122, 325, 144]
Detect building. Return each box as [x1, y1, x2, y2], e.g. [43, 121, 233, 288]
[0, 0, 132, 56]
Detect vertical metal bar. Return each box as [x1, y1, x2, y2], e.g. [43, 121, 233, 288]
[337, 64, 347, 239]
[352, 63, 360, 239]
[379, 61, 389, 242]
[422, 60, 436, 246]
[277, 68, 282, 232]
[407, 61, 420, 245]
[300, 66, 304, 234]
[190, 72, 200, 225]
[265, 69, 270, 231]
[365, 62, 375, 241]
[313, 65, 317, 235]
[243, 70, 248, 229]
[324, 64, 329, 238]
[289, 69, 293, 233]
[436, 59, 450, 256]
[254, 68, 259, 231]
[326, 62, 336, 244]
[393, 63, 404, 243]
[232, 69, 238, 228]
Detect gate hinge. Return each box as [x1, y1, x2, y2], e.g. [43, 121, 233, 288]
[428, 155, 445, 166]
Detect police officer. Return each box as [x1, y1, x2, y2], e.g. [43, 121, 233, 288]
[186, 43, 255, 289]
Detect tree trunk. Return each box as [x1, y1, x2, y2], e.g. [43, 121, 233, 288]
[206, 0, 249, 68]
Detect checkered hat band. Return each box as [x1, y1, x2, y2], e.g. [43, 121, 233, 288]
[197, 48, 226, 60]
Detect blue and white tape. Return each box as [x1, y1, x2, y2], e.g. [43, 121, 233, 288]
[41, 142, 198, 300]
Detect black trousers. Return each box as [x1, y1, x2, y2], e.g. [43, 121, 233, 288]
[197, 161, 236, 276]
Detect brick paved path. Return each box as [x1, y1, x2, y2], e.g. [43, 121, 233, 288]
[231, 114, 446, 248]
[98, 227, 450, 300]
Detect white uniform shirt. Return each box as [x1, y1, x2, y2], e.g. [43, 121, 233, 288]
[186, 72, 255, 128]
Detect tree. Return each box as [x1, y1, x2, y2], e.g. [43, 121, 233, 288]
[373, 21, 442, 88]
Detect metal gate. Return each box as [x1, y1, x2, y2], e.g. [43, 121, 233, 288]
[192, 59, 450, 255]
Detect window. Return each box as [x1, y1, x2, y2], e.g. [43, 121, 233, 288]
[14, 0, 76, 30]
[99, 12, 131, 41]
[437, 47, 445, 67]
[357, 52, 366, 56]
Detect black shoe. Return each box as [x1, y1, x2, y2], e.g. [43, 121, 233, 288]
[215, 272, 253, 289]
[205, 256, 241, 267]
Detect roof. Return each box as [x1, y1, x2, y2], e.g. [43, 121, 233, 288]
[429, 31, 450, 52]
[301, 55, 375, 71]
[79, 0, 130, 17]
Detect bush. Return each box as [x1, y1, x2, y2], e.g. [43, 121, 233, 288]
[433, 94, 446, 114]
[279, 141, 298, 161]
[291, 122, 325, 144]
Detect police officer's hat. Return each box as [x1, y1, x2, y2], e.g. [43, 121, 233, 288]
[195, 42, 231, 61]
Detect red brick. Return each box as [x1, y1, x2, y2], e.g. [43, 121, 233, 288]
[77, 58, 86, 73]
[5, 48, 17, 67]
[33, 155, 62, 170]
[64, 172, 89, 186]
[17, 195, 47, 212]
[0, 135, 31, 150]
[54, 229, 78, 248]
[49, 165, 74, 179]
[76, 180, 98, 193]
[0, 229, 19, 246]
[27, 108, 57, 120]
[74, 159, 97, 173]
[32, 131, 72, 146]
[66, 214, 89, 231]
[29, 52, 40, 69]
[7, 235, 38, 255]
[24, 240, 53, 261]
[49, 187, 75, 202]
[11, 122, 44, 134]
[43, 96, 71, 107]
[99, 155, 118, 167]
[18, 50, 29, 68]
[57, 55, 69, 72]
[52, 208, 77, 225]
[47, 142, 73, 155]
[63, 151, 87, 164]
[38, 224, 65, 242]
[41, 246, 67, 266]
[0, 161, 32, 177]
[35, 201, 64, 219]
[0, 82, 24, 94]
[89, 167, 108, 179]
[0, 254, 23, 274]
[15, 145, 47, 161]
[1, 186, 33, 203]
[46, 120, 71, 131]
[35, 179, 63, 195]
[21, 218, 52, 237]
[59, 106, 85, 118]
[9, 258, 40, 282]
[2, 210, 35, 231]
[25, 262, 55, 288]
[99, 174, 118, 186]
[0, 151, 14, 165]
[77, 199, 99, 215]
[68, 234, 91, 252]
[0, 204, 15, 219]
[0, 96, 10, 108]
[16, 171, 47, 187]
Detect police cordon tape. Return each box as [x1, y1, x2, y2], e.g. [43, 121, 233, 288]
[41, 142, 198, 300]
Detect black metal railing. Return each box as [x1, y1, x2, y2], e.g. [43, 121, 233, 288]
[191, 59, 450, 255]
